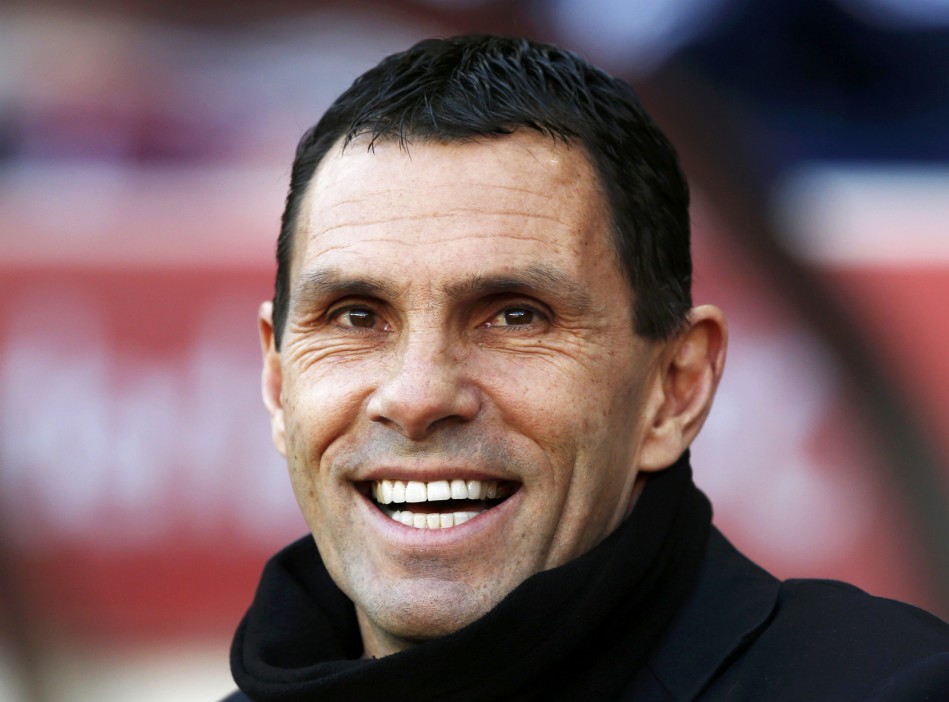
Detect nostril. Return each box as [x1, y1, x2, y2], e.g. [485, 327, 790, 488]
[366, 359, 481, 440]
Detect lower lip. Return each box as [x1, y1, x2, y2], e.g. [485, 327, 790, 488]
[355, 486, 521, 548]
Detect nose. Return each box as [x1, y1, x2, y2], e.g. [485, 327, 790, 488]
[367, 336, 480, 440]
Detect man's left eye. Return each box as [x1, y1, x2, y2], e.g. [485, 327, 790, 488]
[333, 307, 385, 330]
[488, 307, 537, 327]
[345, 309, 376, 328]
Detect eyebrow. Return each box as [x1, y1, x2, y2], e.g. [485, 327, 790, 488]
[290, 268, 401, 311]
[442, 265, 593, 314]
[290, 263, 593, 314]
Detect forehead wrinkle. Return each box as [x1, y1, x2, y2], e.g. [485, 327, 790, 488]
[308, 209, 576, 240]
[318, 180, 556, 202]
[441, 264, 593, 315]
[309, 178, 575, 229]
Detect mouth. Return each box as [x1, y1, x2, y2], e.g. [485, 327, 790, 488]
[363, 478, 519, 529]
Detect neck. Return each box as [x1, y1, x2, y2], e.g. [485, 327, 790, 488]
[357, 608, 414, 658]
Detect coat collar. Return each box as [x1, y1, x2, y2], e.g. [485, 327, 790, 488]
[645, 527, 780, 700]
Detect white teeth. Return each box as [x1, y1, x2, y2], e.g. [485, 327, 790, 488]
[450, 479, 468, 499]
[426, 480, 451, 501]
[392, 481, 406, 504]
[373, 479, 509, 504]
[374, 478, 511, 527]
[405, 481, 427, 503]
[467, 480, 482, 499]
[389, 509, 480, 529]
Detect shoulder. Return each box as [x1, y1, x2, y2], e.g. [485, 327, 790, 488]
[707, 571, 949, 699]
[776, 577, 948, 645]
[640, 529, 949, 701]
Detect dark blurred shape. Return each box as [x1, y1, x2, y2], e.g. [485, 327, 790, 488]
[642, 0, 949, 614]
[676, 0, 949, 173]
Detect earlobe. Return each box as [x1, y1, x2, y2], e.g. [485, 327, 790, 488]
[638, 305, 727, 471]
[259, 301, 287, 456]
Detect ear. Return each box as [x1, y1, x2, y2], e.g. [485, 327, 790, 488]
[638, 305, 727, 471]
[259, 301, 287, 456]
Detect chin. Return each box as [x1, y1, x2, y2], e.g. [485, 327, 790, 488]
[359, 576, 494, 645]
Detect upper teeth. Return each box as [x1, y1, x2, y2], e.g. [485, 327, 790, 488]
[372, 479, 505, 504]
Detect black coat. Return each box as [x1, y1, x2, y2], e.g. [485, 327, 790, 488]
[223, 528, 948, 700]
[621, 528, 949, 700]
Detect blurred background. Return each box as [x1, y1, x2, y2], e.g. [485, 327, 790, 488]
[1, 0, 947, 699]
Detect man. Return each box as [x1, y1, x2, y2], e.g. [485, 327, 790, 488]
[225, 36, 948, 701]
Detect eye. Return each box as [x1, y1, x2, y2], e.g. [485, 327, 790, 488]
[332, 306, 388, 330]
[485, 306, 540, 327]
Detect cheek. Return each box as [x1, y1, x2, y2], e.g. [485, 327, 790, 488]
[481, 346, 626, 426]
[281, 362, 380, 475]
[516, 359, 647, 498]
[479, 355, 605, 489]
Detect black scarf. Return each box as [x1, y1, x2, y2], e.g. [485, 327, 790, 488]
[231, 452, 711, 701]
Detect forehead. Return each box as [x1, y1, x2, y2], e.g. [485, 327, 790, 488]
[291, 132, 621, 297]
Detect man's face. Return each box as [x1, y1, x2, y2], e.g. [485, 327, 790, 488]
[263, 131, 667, 655]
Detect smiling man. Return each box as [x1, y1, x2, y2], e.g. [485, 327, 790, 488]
[224, 36, 948, 701]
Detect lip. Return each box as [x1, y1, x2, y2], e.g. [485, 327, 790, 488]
[353, 477, 523, 548]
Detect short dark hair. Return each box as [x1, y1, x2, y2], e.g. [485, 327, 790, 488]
[271, 35, 691, 349]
